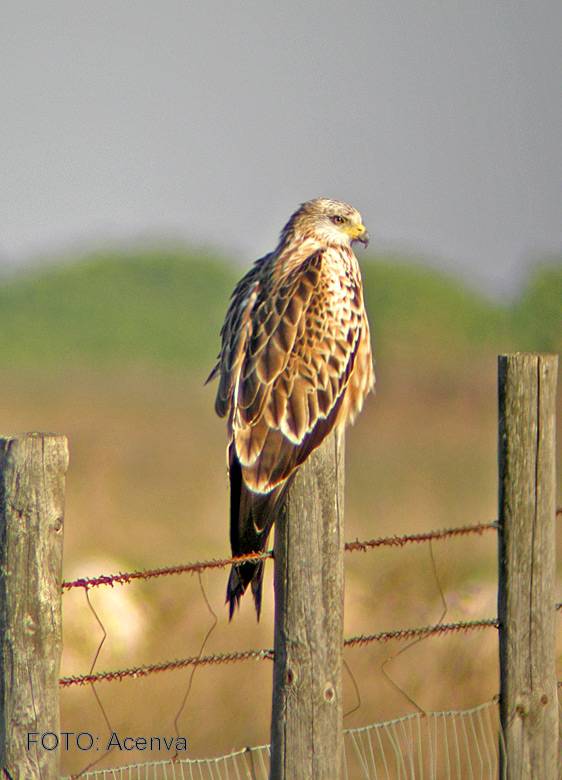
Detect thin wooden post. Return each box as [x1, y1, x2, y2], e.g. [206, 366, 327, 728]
[0, 433, 68, 779]
[270, 430, 345, 780]
[497, 353, 559, 778]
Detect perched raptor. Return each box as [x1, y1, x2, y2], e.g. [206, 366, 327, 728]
[207, 198, 374, 619]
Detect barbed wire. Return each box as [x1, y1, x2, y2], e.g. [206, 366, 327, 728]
[59, 647, 275, 688]
[61, 521, 497, 592]
[62, 507, 562, 593]
[62, 549, 273, 592]
[343, 618, 499, 649]
[59, 514, 561, 688]
[59, 616, 499, 688]
[344, 521, 496, 552]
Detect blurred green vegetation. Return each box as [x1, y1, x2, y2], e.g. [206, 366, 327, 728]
[0, 251, 235, 370]
[509, 261, 562, 353]
[0, 249, 559, 369]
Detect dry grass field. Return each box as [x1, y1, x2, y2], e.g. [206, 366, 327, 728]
[1, 252, 560, 774]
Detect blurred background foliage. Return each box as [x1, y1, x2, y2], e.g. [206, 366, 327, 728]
[1, 250, 560, 369]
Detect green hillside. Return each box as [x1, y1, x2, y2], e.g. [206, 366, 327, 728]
[0, 249, 559, 370]
[509, 262, 562, 353]
[0, 251, 235, 370]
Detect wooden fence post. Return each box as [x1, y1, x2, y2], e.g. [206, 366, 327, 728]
[497, 353, 559, 778]
[0, 433, 68, 779]
[270, 430, 345, 780]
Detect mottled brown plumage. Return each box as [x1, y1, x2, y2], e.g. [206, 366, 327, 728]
[207, 198, 375, 618]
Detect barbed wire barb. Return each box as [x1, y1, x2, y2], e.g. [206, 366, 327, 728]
[344, 618, 500, 650]
[62, 549, 274, 592]
[62, 521, 498, 593]
[59, 617, 499, 689]
[59, 647, 275, 688]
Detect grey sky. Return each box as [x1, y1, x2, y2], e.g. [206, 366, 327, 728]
[2, 1, 561, 295]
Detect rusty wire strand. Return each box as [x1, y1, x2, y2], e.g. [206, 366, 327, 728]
[59, 647, 275, 687]
[62, 549, 273, 591]
[344, 618, 499, 649]
[61, 521, 497, 592]
[59, 617, 499, 688]
[344, 521, 496, 553]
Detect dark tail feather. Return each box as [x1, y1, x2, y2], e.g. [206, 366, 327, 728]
[226, 559, 266, 620]
[226, 447, 288, 620]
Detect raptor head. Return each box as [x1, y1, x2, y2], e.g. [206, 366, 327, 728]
[282, 197, 370, 249]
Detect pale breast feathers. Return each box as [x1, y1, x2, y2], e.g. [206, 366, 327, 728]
[211, 247, 371, 493]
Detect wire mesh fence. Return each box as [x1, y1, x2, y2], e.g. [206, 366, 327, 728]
[61, 692, 562, 779]
[344, 700, 504, 780]
[61, 698, 507, 780]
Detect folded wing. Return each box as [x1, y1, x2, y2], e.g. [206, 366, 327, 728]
[227, 248, 365, 493]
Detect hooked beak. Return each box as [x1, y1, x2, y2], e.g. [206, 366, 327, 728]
[352, 225, 370, 248]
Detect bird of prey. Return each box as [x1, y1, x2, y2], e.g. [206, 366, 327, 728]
[207, 198, 374, 619]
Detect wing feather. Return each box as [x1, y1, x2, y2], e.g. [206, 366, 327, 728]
[256, 338, 287, 383]
[208, 268, 260, 419]
[284, 378, 310, 443]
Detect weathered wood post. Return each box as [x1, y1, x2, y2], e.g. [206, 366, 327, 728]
[0, 433, 68, 779]
[270, 430, 345, 780]
[497, 353, 559, 778]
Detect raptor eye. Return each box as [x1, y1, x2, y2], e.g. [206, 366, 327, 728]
[330, 215, 346, 225]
